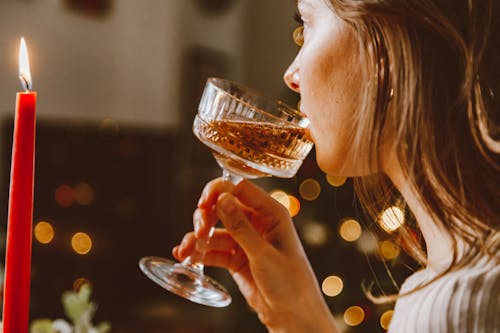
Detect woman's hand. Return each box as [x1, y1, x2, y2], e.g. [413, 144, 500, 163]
[172, 178, 338, 333]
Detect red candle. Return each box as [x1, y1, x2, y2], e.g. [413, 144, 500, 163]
[2, 38, 37, 333]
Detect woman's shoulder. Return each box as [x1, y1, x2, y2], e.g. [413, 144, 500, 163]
[401, 255, 499, 290]
[389, 256, 500, 333]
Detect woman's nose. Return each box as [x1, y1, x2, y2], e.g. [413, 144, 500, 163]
[284, 61, 300, 93]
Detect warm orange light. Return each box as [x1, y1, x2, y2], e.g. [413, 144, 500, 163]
[71, 232, 92, 255]
[339, 218, 362, 242]
[73, 277, 92, 292]
[270, 190, 291, 208]
[288, 195, 301, 217]
[379, 206, 405, 233]
[270, 191, 301, 217]
[293, 26, 304, 46]
[34, 221, 55, 244]
[322, 275, 344, 297]
[299, 178, 321, 201]
[380, 240, 400, 260]
[380, 310, 394, 330]
[326, 174, 347, 187]
[55, 184, 75, 208]
[74, 182, 94, 206]
[344, 306, 365, 326]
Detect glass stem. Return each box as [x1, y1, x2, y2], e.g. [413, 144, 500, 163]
[180, 227, 215, 274]
[180, 169, 242, 275]
[222, 169, 243, 184]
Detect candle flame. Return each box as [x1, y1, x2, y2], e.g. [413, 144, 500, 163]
[19, 38, 32, 91]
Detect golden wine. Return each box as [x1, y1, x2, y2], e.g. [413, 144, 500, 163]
[193, 116, 313, 178]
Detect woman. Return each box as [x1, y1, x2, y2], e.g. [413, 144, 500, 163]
[173, 0, 499, 332]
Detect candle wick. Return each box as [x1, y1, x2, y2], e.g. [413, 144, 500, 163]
[19, 75, 31, 92]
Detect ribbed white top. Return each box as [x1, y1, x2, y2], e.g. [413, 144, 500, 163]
[389, 256, 500, 333]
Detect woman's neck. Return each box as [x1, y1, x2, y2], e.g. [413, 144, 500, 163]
[384, 157, 454, 273]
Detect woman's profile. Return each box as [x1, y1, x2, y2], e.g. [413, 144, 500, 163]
[174, 0, 500, 332]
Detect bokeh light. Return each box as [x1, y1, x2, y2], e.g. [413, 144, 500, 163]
[55, 184, 75, 207]
[334, 316, 349, 332]
[322, 275, 344, 297]
[34, 221, 55, 244]
[339, 218, 362, 242]
[355, 231, 379, 254]
[293, 26, 304, 46]
[299, 178, 321, 201]
[379, 240, 400, 260]
[270, 191, 301, 217]
[270, 190, 291, 209]
[326, 174, 347, 187]
[74, 182, 95, 206]
[379, 206, 405, 233]
[301, 221, 329, 247]
[344, 306, 365, 327]
[71, 232, 92, 255]
[73, 277, 92, 292]
[380, 310, 394, 330]
[288, 195, 301, 217]
[99, 117, 119, 138]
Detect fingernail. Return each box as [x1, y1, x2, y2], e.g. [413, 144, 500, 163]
[220, 197, 237, 215]
[194, 218, 201, 236]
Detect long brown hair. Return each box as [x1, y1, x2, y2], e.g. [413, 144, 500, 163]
[328, 0, 499, 294]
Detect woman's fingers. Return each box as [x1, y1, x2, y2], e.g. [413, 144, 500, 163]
[185, 247, 263, 311]
[172, 230, 249, 274]
[232, 180, 289, 217]
[198, 179, 287, 217]
[173, 229, 239, 260]
[208, 229, 239, 251]
[197, 178, 290, 237]
[202, 247, 248, 274]
[172, 232, 196, 259]
[216, 192, 271, 258]
[193, 207, 218, 239]
[197, 178, 235, 209]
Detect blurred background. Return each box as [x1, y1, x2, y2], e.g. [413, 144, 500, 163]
[0, 0, 417, 332]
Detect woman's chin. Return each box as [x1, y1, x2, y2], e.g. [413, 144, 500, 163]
[316, 152, 373, 178]
[315, 154, 350, 177]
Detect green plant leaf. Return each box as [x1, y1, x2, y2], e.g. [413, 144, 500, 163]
[61, 284, 96, 322]
[97, 321, 112, 333]
[30, 319, 54, 333]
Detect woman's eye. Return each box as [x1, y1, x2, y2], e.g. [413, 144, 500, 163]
[293, 10, 303, 24]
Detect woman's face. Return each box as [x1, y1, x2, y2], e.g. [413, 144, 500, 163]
[284, 0, 367, 176]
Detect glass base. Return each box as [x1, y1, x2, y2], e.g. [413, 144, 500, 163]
[139, 256, 232, 307]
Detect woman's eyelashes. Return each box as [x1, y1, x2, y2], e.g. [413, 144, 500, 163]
[294, 10, 304, 24]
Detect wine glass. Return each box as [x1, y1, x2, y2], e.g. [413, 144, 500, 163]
[139, 77, 314, 307]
